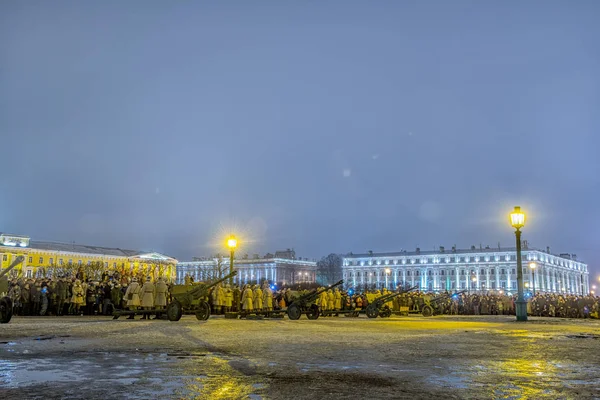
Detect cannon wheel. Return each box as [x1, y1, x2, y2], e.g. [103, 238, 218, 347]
[380, 307, 392, 318]
[366, 304, 379, 319]
[287, 304, 301, 320]
[166, 301, 183, 322]
[0, 296, 13, 324]
[306, 304, 320, 320]
[195, 301, 211, 321]
[422, 305, 433, 317]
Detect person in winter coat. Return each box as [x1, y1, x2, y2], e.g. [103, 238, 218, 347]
[124, 277, 141, 319]
[327, 289, 335, 311]
[139, 276, 155, 320]
[224, 284, 233, 313]
[334, 288, 342, 310]
[253, 285, 263, 311]
[154, 277, 168, 309]
[241, 285, 253, 311]
[262, 283, 273, 312]
[56, 277, 68, 316]
[318, 288, 328, 310]
[71, 280, 85, 315]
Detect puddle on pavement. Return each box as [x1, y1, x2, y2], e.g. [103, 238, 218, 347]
[0, 351, 267, 399]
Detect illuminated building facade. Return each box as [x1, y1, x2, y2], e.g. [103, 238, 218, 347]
[177, 251, 317, 285]
[342, 244, 589, 295]
[0, 232, 177, 281]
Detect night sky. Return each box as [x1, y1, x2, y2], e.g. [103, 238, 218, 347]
[1, 2, 598, 276]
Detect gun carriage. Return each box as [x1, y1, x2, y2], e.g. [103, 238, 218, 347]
[286, 280, 344, 320]
[365, 285, 418, 318]
[421, 290, 467, 317]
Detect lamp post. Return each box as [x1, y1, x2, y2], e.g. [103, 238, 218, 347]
[385, 268, 390, 290]
[472, 276, 477, 293]
[529, 262, 536, 296]
[510, 206, 528, 321]
[226, 235, 237, 286]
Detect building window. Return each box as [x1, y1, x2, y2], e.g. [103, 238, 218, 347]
[480, 269, 485, 275]
[416, 271, 420, 276]
[490, 268, 495, 274]
[113, 262, 116, 268]
[491, 282, 496, 289]
[451, 270, 455, 276]
[59, 259, 63, 265]
[28, 257, 33, 263]
[49, 258, 53, 264]
[26, 269, 32, 278]
[511, 269, 516, 275]
[407, 271, 411, 276]
[39, 257, 44, 264]
[104, 262, 108, 267]
[441, 270, 445, 276]
[501, 269, 505, 275]
[501, 282, 506, 288]
[68, 259, 73, 264]
[87, 261, 91, 265]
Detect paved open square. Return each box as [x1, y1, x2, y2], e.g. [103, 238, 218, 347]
[1, 315, 599, 399]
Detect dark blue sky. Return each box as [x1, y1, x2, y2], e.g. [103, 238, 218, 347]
[1, 1, 599, 275]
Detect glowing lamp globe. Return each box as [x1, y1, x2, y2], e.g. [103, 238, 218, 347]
[510, 206, 526, 229]
[227, 236, 238, 249]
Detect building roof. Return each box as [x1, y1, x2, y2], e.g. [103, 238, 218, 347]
[345, 246, 582, 262]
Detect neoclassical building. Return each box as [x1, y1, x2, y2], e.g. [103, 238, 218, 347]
[0, 232, 178, 282]
[177, 250, 317, 286]
[342, 244, 589, 295]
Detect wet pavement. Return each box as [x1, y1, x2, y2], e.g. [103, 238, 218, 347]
[1, 315, 599, 399]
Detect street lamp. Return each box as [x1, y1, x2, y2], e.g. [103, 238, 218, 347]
[510, 206, 527, 321]
[385, 268, 390, 289]
[529, 262, 536, 296]
[472, 276, 477, 293]
[226, 235, 237, 285]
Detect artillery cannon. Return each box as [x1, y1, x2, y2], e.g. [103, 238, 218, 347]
[421, 290, 467, 317]
[0, 256, 25, 323]
[166, 271, 237, 321]
[365, 285, 418, 318]
[286, 280, 344, 320]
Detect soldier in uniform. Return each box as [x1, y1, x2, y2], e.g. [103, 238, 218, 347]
[153, 277, 168, 319]
[71, 279, 85, 315]
[262, 283, 273, 312]
[224, 284, 233, 313]
[140, 276, 155, 320]
[124, 277, 141, 319]
[241, 284, 253, 311]
[253, 285, 263, 312]
[56, 277, 68, 316]
[233, 285, 241, 312]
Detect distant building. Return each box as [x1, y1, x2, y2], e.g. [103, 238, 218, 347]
[342, 244, 589, 295]
[177, 250, 316, 285]
[0, 232, 177, 281]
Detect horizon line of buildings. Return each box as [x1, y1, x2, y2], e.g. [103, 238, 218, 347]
[0, 232, 591, 295]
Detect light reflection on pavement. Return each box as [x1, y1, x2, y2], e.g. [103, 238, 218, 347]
[0, 315, 599, 399]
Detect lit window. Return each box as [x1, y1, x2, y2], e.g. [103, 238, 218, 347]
[68, 259, 73, 264]
[39, 257, 44, 264]
[78, 260, 82, 266]
[49, 258, 53, 264]
[59, 259, 63, 265]
[28, 257, 33, 263]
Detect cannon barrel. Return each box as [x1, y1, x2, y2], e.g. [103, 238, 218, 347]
[292, 279, 344, 305]
[188, 270, 238, 300]
[430, 289, 467, 303]
[0, 256, 25, 280]
[373, 285, 418, 306]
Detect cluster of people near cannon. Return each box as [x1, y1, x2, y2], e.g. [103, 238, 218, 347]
[4, 272, 599, 320]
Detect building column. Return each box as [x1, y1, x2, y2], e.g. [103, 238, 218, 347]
[455, 267, 459, 291]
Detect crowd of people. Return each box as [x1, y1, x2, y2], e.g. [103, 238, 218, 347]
[4, 271, 171, 318]
[4, 272, 600, 320]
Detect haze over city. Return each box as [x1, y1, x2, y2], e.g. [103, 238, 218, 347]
[1, 1, 598, 274]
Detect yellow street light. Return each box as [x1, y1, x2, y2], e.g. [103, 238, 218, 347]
[227, 236, 238, 249]
[525, 282, 529, 288]
[226, 235, 238, 285]
[509, 205, 527, 321]
[510, 206, 526, 229]
[385, 268, 391, 274]
[529, 262, 536, 270]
